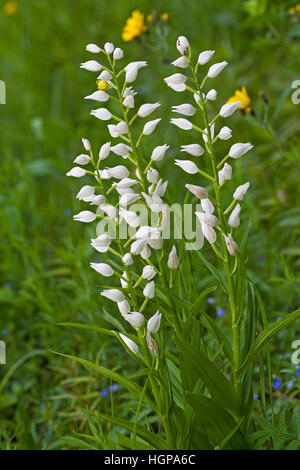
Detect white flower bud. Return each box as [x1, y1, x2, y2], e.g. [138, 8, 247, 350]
[86, 44, 101, 53]
[123, 95, 135, 108]
[138, 102, 160, 117]
[131, 238, 148, 255]
[142, 265, 156, 280]
[90, 234, 111, 252]
[198, 50, 215, 65]
[88, 194, 106, 205]
[119, 208, 139, 228]
[233, 182, 250, 200]
[90, 262, 114, 277]
[218, 126, 232, 140]
[101, 289, 125, 302]
[73, 154, 91, 165]
[122, 253, 133, 266]
[107, 124, 119, 138]
[116, 121, 129, 135]
[119, 193, 140, 206]
[207, 61, 228, 78]
[101, 204, 118, 220]
[90, 108, 111, 121]
[118, 300, 130, 315]
[171, 56, 189, 68]
[119, 333, 139, 355]
[113, 47, 123, 60]
[181, 144, 204, 156]
[123, 312, 145, 328]
[185, 184, 208, 199]
[125, 61, 147, 83]
[201, 198, 214, 214]
[104, 42, 114, 54]
[228, 203, 241, 228]
[175, 159, 198, 174]
[176, 36, 189, 55]
[146, 333, 158, 356]
[110, 143, 132, 157]
[107, 165, 129, 179]
[200, 221, 217, 243]
[219, 101, 242, 118]
[73, 211, 96, 223]
[84, 90, 109, 102]
[66, 167, 86, 178]
[147, 168, 159, 184]
[206, 89, 217, 101]
[143, 281, 155, 299]
[143, 118, 161, 135]
[97, 142, 110, 160]
[224, 233, 238, 256]
[80, 60, 102, 72]
[164, 73, 187, 85]
[98, 70, 112, 81]
[151, 144, 169, 162]
[168, 245, 179, 269]
[218, 163, 232, 184]
[82, 138, 91, 151]
[167, 83, 186, 92]
[229, 143, 253, 159]
[117, 178, 138, 189]
[195, 212, 219, 227]
[147, 311, 162, 334]
[171, 118, 192, 130]
[76, 185, 95, 201]
[141, 245, 151, 260]
[172, 103, 196, 116]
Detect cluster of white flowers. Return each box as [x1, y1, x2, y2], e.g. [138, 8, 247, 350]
[166, 36, 253, 257]
[67, 42, 181, 358]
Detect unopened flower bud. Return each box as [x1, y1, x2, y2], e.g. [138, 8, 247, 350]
[100, 289, 125, 302]
[147, 311, 162, 334]
[90, 262, 114, 277]
[229, 143, 253, 159]
[142, 265, 156, 280]
[123, 312, 145, 328]
[176, 36, 189, 55]
[143, 281, 155, 299]
[207, 61, 228, 78]
[228, 203, 241, 228]
[175, 159, 198, 174]
[119, 333, 139, 355]
[233, 182, 250, 200]
[181, 144, 204, 156]
[223, 233, 238, 256]
[122, 253, 133, 266]
[185, 184, 208, 199]
[168, 245, 179, 269]
[198, 50, 215, 65]
[113, 47, 123, 60]
[73, 211, 96, 223]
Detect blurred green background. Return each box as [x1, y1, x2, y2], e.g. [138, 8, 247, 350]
[0, 0, 299, 449]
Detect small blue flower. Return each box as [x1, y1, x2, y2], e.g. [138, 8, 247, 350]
[101, 388, 108, 398]
[109, 384, 119, 391]
[296, 369, 300, 378]
[273, 378, 281, 390]
[4, 282, 12, 289]
[253, 393, 259, 400]
[207, 297, 215, 304]
[216, 308, 225, 317]
[39, 402, 45, 409]
[287, 381, 294, 388]
[2, 329, 9, 336]
[296, 364, 300, 370]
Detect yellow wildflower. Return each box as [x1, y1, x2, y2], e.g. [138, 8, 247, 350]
[295, 4, 300, 11]
[96, 80, 108, 91]
[3, 1, 17, 15]
[227, 86, 252, 113]
[161, 12, 169, 22]
[147, 14, 153, 23]
[122, 10, 147, 42]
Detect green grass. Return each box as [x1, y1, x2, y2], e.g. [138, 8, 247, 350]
[0, 0, 299, 449]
